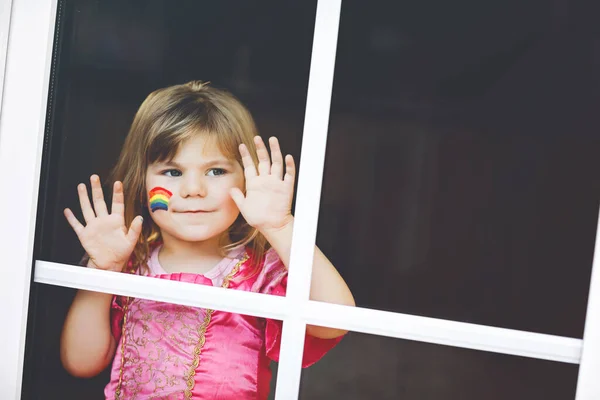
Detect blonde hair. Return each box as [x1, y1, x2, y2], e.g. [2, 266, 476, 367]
[111, 80, 269, 273]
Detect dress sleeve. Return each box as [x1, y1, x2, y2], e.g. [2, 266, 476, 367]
[252, 248, 345, 368]
[110, 296, 125, 342]
[107, 259, 137, 342]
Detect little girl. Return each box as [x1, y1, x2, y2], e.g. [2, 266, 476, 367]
[60, 81, 355, 400]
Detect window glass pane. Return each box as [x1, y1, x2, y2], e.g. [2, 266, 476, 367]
[315, 0, 600, 336]
[35, 0, 316, 267]
[300, 330, 578, 400]
[25, 0, 317, 397]
[26, 284, 281, 399]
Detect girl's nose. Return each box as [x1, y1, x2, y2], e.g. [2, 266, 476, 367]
[180, 175, 207, 198]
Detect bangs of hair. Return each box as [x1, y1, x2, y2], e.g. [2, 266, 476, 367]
[146, 96, 243, 166]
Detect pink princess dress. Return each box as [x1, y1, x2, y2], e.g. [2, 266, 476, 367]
[103, 245, 343, 399]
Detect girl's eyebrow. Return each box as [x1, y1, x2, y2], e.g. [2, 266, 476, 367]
[203, 159, 235, 167]
[157, 159, 234, 168]
[156, 160, 183, 168]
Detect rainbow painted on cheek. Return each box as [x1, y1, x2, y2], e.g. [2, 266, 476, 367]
[149, 187, 172, 212]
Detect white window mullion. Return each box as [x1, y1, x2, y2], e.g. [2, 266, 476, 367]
[302, 300, 582, 364]
[0, 0, 58, 397]
[273, 0, 342, 399]
[576, 205, 600, 399]
[34, 260, 583, 365]
[35, 260, 290, 321]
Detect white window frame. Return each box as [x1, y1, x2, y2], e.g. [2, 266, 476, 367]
[0, 0, 13, 118]
[1, 0, 599, 398]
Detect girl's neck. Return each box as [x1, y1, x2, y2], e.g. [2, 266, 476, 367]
[158, 234, 230, 274]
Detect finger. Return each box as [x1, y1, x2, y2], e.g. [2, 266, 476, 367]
[111, 181, 125, 219]
[64, 208, 85, 236]
[90, 175, 109, 216]
[78, 183, 96, 223]
[269, 137, 284, 180]
[284, 154, 296, 188]
[126, 216, 144, 243]
[239, 143, 257, 179]
[229, 187, 246, 211]
[254, 136, 271, 176]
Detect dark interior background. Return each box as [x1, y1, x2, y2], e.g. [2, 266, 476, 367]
[300, 331, 579, 399]
[24, 0, 599, 398]
[313, 0, 600, 339]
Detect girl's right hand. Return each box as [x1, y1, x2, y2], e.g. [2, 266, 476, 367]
[64, 175, 143, 272]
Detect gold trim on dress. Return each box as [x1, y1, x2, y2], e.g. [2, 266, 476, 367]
[184, 253, 248, 399]
[115, 296, 130, 400]
[116, 253, 249, 399]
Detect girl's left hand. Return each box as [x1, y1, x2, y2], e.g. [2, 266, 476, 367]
[230, 136, 295, 234]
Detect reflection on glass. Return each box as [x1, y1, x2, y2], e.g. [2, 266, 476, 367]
[300, 331, 578, 400]
[316, 0, 600, 336]
[27, 0, 319, 398]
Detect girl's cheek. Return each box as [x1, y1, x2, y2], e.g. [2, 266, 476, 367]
[216, 176, 242, 191]
[214, 183, 239, 204]
[230, 173, 245, 191]
[154, 177, 176, 192]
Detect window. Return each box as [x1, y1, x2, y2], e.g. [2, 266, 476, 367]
[2, 0, 600, 399]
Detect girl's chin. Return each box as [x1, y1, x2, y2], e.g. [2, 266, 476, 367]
[160, 227, 226, 243]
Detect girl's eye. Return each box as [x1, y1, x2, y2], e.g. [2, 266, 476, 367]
[207, 168, 227, 177]
[162, 169, 182, 177]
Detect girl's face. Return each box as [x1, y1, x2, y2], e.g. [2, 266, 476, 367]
[145, 135, 245, 245]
